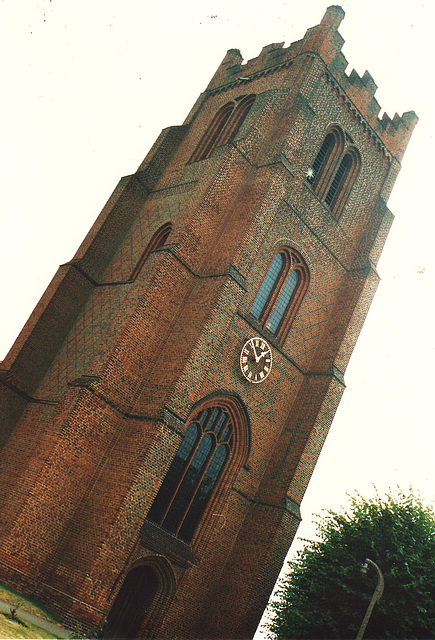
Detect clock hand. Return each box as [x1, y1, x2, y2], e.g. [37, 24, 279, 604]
[250, 339, 260, 363]
[259, 350, 269, 359]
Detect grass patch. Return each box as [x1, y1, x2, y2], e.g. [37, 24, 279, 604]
[0, 612, 58, 639]
[0, 583, 68, 638]
[0, 583, 60, 623]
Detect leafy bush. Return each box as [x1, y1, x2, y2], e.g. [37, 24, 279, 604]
[268, 489, 435, 639]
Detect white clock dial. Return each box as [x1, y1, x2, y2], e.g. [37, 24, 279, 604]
[240, 337, 272, 384]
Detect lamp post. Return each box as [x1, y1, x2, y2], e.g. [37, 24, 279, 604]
[356, 558, 384, 640]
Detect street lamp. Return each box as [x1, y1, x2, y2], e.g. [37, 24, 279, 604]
[356, 558, 384, 640]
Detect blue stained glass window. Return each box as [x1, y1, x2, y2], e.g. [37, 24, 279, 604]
[220, 425, 232, 442]
[198, 408, 211, 426]
[214, 412, 228, 439]
[250, 254, 283, 320]
[266, 270, 299, 334]
[249, 249, 308, 340]
[204, 408, 221, 431]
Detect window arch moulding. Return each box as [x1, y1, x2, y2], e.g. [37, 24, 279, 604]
[249, 247, 309, 343]
[325, 146, 361, 217]
[144, 396, 249, 545]
[189, 94, 256, 163]
[129, 222, 172, 281]
[307, 126, 360, 217]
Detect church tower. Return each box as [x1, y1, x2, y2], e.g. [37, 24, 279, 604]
[0, 7, 416, 639]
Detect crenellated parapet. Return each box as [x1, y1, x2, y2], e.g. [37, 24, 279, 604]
[206, 5, 417, 162]
[323, 69, 418, 162]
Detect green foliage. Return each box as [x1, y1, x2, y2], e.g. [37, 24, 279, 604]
[268, 489, 435, 639]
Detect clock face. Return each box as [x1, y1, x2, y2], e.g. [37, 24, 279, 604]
[240, 337, 272, 384]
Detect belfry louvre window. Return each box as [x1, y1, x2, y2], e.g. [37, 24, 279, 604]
[147, 407, 233, 543]
[324, 148, 360, 215]
[307, 132, 337, 187]
[325, 153, 352, 205]
[307, 126, 360, 217]
[250, 248, 309, 342]
[189, 94, 255, 162]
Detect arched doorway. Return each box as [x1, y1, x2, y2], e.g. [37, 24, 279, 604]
[105, 565, 158, 639]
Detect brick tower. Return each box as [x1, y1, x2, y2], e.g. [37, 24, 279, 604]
[0, 6, 416, 639]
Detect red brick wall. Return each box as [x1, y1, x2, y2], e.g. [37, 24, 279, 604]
[0, 7, 416, 639]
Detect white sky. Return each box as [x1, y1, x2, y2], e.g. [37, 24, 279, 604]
[1, 0, 434, 633]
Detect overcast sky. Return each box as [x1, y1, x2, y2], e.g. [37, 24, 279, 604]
[1, 0, 434, 632]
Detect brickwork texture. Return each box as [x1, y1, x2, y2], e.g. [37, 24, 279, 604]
[0, 6, 416, 639]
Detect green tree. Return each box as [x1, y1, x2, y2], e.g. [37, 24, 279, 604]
[267, 490, 435, 639]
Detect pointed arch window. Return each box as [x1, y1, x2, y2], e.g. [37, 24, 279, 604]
[307, 126, 360, 217]
[189, 95, 256, 163]
[130, 222, 172, 280]
[250, 248, 309, 342]
[325, 153, 353, 206]
[325, 148, 360, 216]
[307, 132, 336, 187]
[146, 407, 234, 543]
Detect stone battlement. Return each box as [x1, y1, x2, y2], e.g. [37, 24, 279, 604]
[207, 5, 417, 161]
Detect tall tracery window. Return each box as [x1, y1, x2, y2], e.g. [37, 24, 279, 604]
[250, 248, 309, 342]
[189, 94, 256, 163]
[307, 126, 360, 217]
[146, 407, 234, 543]
[130, 222, 172, 280]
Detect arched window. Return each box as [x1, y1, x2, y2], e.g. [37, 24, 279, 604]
[189, 95, 255, 163]
[325, 153, 353, 206]
[250, 248, 309, 342]
[307, 126, 360, 217]
[250, 253, 284, 320]
[147, 406, 234, 543]
[130, 222, 172, 280]
[307, 132, 336, 187]
[325, 148, 360, 216]
[220, 94, 256, 147]
[307, 127, 344, 194]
